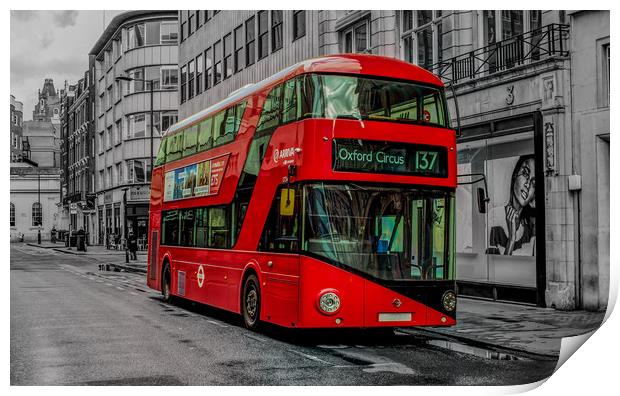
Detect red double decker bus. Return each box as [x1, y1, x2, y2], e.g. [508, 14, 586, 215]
[147, 54, 457, 330]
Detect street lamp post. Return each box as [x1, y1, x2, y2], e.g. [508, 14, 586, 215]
[116, 75, 156, 264]
[122, 187, 129, 263]
[37, 171, 41, 245]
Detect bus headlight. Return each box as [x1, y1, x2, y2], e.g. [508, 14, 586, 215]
[442, 291, 456, 312]
[318, 290, 341, 315]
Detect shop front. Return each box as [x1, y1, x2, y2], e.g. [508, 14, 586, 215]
[126, 185, 150, 248]
[455, 113, 545, 305]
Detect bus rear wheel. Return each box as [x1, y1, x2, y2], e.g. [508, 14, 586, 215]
[242, 274, 261, 330]
[162, 263, 171, 302]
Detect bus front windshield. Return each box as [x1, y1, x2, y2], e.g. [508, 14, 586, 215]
[303, 183, 455, 281]
[306, 74, 448, 127]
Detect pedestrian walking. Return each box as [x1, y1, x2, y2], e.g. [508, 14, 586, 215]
[128, 232, 138, 261]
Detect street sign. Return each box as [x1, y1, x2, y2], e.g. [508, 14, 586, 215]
[129, 186, 150, 202]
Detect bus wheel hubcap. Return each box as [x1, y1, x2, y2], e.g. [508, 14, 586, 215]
[246, 289, 257, 319]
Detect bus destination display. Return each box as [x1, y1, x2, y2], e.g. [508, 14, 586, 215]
[333, 139, 447, 177]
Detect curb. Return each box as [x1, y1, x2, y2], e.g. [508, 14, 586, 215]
[397, 327, 559, 361]
[108, 263, 147, 274]
[26, 243, 61, 249]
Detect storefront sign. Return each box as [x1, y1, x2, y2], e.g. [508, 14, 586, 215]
[164, 153, 230, 202]
[129, 186, 150, 202]
[333, 139, 447, 177]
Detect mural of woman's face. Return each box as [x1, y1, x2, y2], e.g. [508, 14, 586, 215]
[512, 158, 535, 208]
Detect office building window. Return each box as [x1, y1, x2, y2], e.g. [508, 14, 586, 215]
[223, 33, 233, 79]
[293, 10, 306, 40]
[32, 202, 42, 226]
[342, 19, 369, 54]
[127, 114, 146, 138]
[107, 166, 113, 188]
[161, 66, 179, 90]
[205, 47, 213, 90]
[180, 65, 187, 103]
[127, 159, 148, 183]
[271, 11, 283, 52]
[195, 11, 202, 29]
[98, 132, 104, 153]
[188, 12, 195, 36]
[161, 21, 178, 44]
[257, 11, 269, 59]
[106, 126, 113, 149]
[115, 120, 123, 144]
[401, 11, 445, 70]
[10, 203, 15, 227]
[234, 25, 244, 72]
[213, 40, 222, 85]
[188, 59, 195, 100]
[116, 163, 123, 185]
[160, 111, 178, 134]
[196, 54, 203, 94]
[246, 16, 256, 66]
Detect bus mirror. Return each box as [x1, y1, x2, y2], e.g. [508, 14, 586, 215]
[477, 187, 488, 214]
[280, 189, 295, 216]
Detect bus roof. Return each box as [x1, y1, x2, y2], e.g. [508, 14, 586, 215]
[165, 54, 444, 137]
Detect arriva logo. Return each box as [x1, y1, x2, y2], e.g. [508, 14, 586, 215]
[273, 147, 296, 163]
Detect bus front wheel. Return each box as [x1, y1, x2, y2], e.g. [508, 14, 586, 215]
[242, 274, 261, 330]
[162, 263, 171, 302]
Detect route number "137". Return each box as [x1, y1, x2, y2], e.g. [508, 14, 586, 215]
[415, 151, 438, 172]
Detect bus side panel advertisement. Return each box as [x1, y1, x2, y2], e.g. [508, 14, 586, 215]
[163, 154, 230, 202]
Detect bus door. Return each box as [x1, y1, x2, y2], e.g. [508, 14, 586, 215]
[259, 187, 301, 327]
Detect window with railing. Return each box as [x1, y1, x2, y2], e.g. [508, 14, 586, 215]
[430, 21, 568, 85]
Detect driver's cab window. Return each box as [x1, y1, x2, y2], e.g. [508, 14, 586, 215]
[259, 186, 301, 252]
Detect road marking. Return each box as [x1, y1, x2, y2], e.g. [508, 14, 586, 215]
[116, 286, 125, 291]
[206, 320, 228, 328]
[105, 283, 113, 287]
[287, 349, 332, 365]
[129, 292, 139, 296]
[244, 333, 267, 343]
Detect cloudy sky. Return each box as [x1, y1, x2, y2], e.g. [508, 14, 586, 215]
[10, 10, 124, 120]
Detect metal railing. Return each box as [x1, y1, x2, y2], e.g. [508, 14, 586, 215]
[430, 24, 569, 85]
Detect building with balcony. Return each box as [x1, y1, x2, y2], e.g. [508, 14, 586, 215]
[89, 10, 179, 246]
[177, 10, 609, 311]
[10, 95, 24, 163]
[60, 70, 96, 240]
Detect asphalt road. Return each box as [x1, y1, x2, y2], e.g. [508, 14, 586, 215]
[10, 244, 557, 385]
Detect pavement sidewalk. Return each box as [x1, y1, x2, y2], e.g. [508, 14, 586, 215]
[29, 243, 148, 273]
[408, 297, 607, 358]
